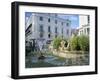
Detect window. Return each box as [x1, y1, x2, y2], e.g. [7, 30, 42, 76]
[55, 27, 57, 33]
[66, 19, 71, 27]
[55, 20, 57, 24]
[48, 18, 50, 22]
[87, 15, 90, 24]
[62, 28, 63, 34]
[62, 22, 63, 25]
[39, 25, 44, 38]
[39, 16, 43, 21]
[48, 26, 51, 32]
[67, 29, 69, 35]
[40, 33, 43, 38]
[62, 28, 63, 38]
[66, 22, 70, 26]
[48, 34, 51, 38]
[87, 28, 90, 35]
[39, 25, 44, 32]
[55, 27, 58, 37]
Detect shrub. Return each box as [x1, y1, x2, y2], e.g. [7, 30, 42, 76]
[79, 35, 89, 51]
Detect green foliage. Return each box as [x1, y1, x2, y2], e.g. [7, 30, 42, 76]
[53, 37, 62, 50]
[79, 35, 89, 51]
[69, 35, 89, 51]
[52, 35, 89, 51]
[70, 36, 80, 51]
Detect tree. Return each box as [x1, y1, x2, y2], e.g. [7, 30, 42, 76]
[79, 35, 89, 51]
[70, 36, 80, 51]
[52, 37, 62, 50]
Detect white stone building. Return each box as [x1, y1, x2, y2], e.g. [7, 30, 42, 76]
[25, 13, 71, 47]
[77, 15, 90, 36]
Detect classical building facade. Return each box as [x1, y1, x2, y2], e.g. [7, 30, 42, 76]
[25, 13, 71, 47]
[77, 15, 90, 36]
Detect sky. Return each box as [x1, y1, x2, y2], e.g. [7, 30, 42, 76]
[25, 12, 79, 28]
[58, 14, 79, 28]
